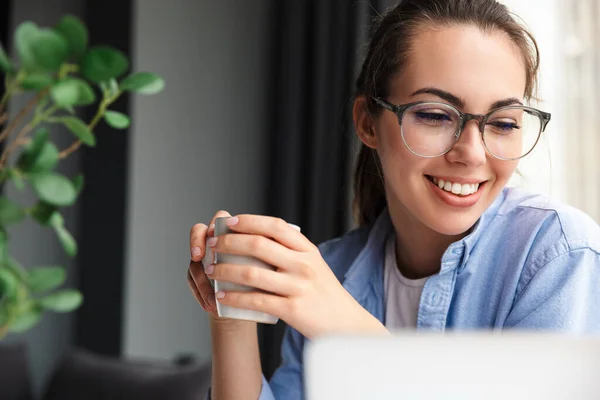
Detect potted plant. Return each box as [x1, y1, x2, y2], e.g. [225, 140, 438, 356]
[0, 15, 164, 339]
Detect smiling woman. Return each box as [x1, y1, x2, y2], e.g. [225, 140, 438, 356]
[186, 1, 600, 399]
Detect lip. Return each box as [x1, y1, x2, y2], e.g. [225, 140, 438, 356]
[426, 176, 487, 208]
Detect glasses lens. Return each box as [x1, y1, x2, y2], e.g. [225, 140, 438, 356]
[401, 103, 460, 156]
[483, 107, 542, 159]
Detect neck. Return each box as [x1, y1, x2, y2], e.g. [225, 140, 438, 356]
[388, 205, 468, 280]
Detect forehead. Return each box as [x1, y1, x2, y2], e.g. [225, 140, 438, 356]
[389, 25, 527, 110]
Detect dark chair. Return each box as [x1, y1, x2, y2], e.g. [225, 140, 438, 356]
[0, 343, 34, 400]
[42, 348, 211, 400]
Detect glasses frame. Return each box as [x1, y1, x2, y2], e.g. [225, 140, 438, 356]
[372, 97, 552, 160]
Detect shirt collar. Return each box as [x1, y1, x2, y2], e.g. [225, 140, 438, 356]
[342, 188, 508, 297]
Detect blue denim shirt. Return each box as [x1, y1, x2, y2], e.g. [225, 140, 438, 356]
[254, 187, 600, 399]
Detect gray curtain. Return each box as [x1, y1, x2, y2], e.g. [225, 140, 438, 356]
[260, 0, 385, 379]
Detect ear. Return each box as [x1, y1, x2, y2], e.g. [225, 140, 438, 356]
[353, 96, 378, 150]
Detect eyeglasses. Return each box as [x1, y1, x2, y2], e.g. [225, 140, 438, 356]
[372, 97, 551, 160]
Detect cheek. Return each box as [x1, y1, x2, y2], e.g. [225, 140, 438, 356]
[491, 159, 518, 185]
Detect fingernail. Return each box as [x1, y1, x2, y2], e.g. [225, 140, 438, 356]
[191, 247, 201, 258]
[204, 263, 214, 275]
[226, 216, 239, 226]
[216, 291, 225, 299]
[207, 237, 218, 247]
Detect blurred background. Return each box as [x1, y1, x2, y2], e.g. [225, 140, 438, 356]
[0, 0, 597, 398]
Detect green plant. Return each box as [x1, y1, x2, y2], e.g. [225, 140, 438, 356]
[0, 15, 164, 339]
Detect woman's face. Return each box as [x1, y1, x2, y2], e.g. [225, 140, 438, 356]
[361, 25, 526, 236]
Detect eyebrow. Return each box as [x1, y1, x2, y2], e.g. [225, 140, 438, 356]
[411, 87, 523, 111]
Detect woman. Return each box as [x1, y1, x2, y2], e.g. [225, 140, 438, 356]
[187, 0, 600, 398]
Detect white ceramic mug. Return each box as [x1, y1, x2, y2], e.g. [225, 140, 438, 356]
[210, 216, 301, 324]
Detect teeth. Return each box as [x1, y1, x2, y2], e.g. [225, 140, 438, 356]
[430, 176, 481, 196]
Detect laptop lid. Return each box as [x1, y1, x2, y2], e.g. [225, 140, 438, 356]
[304, 332, 600, 400]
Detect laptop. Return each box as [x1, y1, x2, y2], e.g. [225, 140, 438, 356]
[304, 332, 600, 400]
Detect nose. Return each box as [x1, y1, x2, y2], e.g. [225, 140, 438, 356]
[445, 120, 487, 166]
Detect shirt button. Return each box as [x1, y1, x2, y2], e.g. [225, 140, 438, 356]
[430, 292, 442, 307]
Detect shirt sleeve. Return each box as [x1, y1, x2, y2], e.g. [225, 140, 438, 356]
[258, 325, 306, 400]
[504, 247, 600, 332]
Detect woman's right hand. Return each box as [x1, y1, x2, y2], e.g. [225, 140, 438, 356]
[187, 210, 232, 320]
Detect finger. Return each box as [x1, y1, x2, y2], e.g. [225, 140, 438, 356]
[225, 214, 313, 252]
[189, 223, 208, 262]
[207, 263, 300, 296]
[189, 260, 217, 311]
[189, 210, 231, 262]
[209, 233, 300, 271]
[187, 269, 208, 310]
[215, 290, 288, 319]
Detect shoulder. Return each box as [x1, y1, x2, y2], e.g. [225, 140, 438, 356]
[494, 187, 600, 293]
[317, 224, 372, 282]
[497, 187, 600, 255]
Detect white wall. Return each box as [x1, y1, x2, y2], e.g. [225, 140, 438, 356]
[499, 0, 567, 201]
[123, 0, 271, 362]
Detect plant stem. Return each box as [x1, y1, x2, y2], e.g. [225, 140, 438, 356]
[0, 71, 25, 115]
[59, 91, 121, 159]
[58, 106, 105, 159]
[0, 89, 48, 145]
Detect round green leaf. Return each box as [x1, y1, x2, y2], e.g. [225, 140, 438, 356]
[4, 258, 28, 283]
[29, 172, 77, 207]
[0, 197, 25, 226]
[31, 202, 57, 226]
[51, 78, 96, 107]
[120, 72, 165, 94]
[61, 116, 96, 146]
[14, 21, 39, 70]
[81, 46, 129, 83]
[21, 73, 54, 90]
[0, 268, 18, 300]
[72, 174, 84, 194]
[31, 29, 69, 71]
[7, 169, 25, 190]
[28, 266, 66, 293]
[18, 128, 59, 173]
[104, 110, 130, 129]
[9, 305, 43, 333]
[0, 44, 13, 73]
[40, 289, 82, 312]
[54, 224, 77, 257]
[54, 15, 88, 59]
[30, 142, 59, 173]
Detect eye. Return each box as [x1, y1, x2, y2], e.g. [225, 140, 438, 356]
[414, 111, 453, 125]
[487, 120, 521, 134]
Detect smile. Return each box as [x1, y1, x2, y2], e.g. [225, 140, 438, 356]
[425, 175, 487, 206]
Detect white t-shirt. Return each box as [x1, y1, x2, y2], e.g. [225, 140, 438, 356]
[383, 235, 429, 330]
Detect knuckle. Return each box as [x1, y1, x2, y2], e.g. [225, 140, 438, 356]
[250, 296, 265, 310]
[273, 217, 287, 231]
[190, 223, 207, 237]
[249, 236, 265, 252]
[243, 267, 261, 283]
[297, 259, 315, 278]
[287, 298, 302, 317]
[294, 279, 311, 295]
[214, 210, 231, 220]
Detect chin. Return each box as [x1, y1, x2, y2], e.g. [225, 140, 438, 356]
[423, 212, 482, 237]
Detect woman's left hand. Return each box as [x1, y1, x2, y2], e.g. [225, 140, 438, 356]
[205, 214, 388, 339]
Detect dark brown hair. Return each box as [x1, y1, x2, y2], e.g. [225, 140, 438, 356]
[352, 0, 540, 226]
